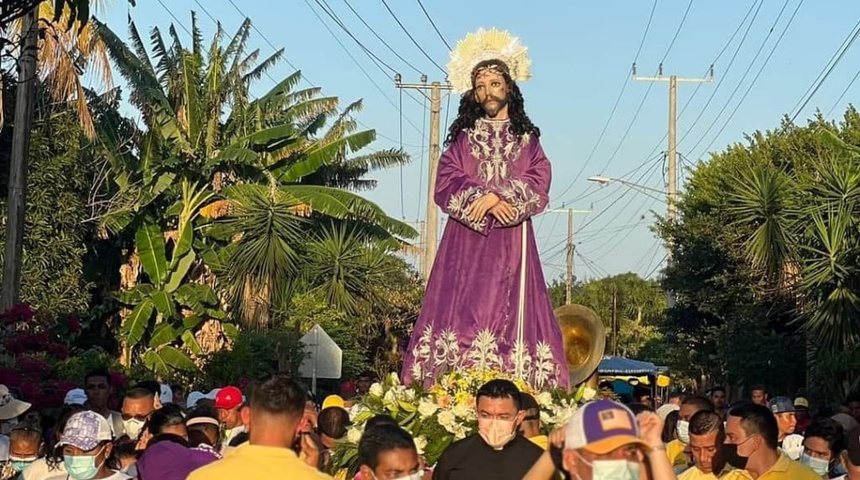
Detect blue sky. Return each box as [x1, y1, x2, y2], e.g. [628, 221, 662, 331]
[98, 0, 860, 283]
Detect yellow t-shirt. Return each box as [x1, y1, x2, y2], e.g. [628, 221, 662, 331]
[733, 453, 820, 480]
[187, 444, 333, 480]
[528, 435, 549, 450]
[678, 465, 747, 480]
[667, 439, 691, 470]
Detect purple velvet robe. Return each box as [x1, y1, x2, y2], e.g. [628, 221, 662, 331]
[402, 118, 570, 390]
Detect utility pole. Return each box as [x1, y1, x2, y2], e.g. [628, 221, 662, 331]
[633, 63, 714, 224]
[546, 208, 589, 304]
[395, 75, 452, 280]
[611, 285, 618, 356]
[2, 8, 39, 310]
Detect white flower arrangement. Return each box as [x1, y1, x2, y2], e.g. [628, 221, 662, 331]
[330, 369, 595, 477]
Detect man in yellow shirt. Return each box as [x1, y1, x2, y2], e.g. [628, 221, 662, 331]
[669, 395, 716, 472]
[679, 410, 745, 480]
[519, 393, 549, 450]
[187, 375, 332, 480]
[724, 402, 818, 480]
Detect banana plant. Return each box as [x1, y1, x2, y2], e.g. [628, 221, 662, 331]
[118, 181, 223, 375]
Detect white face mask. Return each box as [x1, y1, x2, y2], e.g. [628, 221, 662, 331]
[123, 418, 144, 439]
[573, 451, 640, 480]
[677, 419, 690, 444]
[593, 459, 641, 480]
[799, 453, 830, 476]
[371, 471, 423, 480]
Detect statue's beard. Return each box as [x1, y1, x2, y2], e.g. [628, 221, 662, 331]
[481, 95, 508, 118]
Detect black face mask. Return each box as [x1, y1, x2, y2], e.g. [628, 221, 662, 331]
[724, 443, 749, 470]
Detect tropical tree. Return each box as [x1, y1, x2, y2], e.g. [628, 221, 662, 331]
[94, 13, 415, 332]
[657, 108, 860, 400]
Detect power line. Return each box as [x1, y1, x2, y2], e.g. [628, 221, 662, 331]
[314, 0, 399, 75]
[341, 0, 424, 76]
[789, 17, 860, 123]
[379, 0, 447, 75]
[827, 67, 860, 117]
[643, 253, 668, 279]
[216, 0, 423, 147]
[686, 0, 792, 156]
[313, 0, 428, 112]
[659, 0, 694, 64]
[301, 0, 425, 134]
[565, 0, 694, 204]
[553, 0, 658, 204]
[415, 0, 452, 51]
[695, 0, 804, 159]
[676, 0, 764, 147]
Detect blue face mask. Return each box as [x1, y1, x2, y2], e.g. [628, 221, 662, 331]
[799, 453, 830, 476]
[10, 457, 37, 472]
[63, 447, 106, 480]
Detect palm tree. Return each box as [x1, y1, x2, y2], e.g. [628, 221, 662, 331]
[726, 129, 860, 399]
[8, 0, 114, 137]
[95, 13, 415, 329]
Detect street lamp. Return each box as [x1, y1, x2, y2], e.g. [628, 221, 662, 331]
[587, 175, 676, 305]
[586, 176, 667, 203]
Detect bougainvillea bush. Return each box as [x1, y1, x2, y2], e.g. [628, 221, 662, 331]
[0, 303, 126, 411]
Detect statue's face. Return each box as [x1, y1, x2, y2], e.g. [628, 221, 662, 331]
[473, 68, 509, 119]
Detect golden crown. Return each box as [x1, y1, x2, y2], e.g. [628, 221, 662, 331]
[447, 28, 532, 93]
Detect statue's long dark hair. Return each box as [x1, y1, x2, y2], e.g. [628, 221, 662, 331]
[445, 61, 540, 146]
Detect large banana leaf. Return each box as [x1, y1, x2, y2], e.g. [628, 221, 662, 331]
[122, 298, 153, 346]
[135, 223, 168, 284]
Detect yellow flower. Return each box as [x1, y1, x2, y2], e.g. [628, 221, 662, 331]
[454, 391, 471, 406]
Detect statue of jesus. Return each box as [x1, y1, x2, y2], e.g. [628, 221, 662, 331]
[402, 29, 569, 390]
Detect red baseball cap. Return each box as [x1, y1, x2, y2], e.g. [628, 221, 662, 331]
[214, 386, 243, 409]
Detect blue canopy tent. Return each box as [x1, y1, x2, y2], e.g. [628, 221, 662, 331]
[598, 355, 658, 376]
[598, 355, 659, 400]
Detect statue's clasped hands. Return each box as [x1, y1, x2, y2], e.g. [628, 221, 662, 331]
[466, 192, 517, 225]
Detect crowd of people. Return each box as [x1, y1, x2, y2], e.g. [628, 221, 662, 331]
[0, 369, 858, 480]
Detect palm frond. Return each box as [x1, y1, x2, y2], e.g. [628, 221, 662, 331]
[242, 48, 284, 84]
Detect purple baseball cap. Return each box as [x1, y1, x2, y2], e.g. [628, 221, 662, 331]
[565, 399, 649, 454]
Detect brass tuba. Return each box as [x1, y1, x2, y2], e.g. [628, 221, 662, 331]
[554, 304, 605, 387]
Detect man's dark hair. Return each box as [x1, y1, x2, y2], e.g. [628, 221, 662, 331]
[710, 386, 726, 396]
[318, 407, 350, 440]
[146, 433, 189, 448]
[662, 411, 680, 444]
[476, 379, 522, 410]
[805, 418, 844, 456]
[124, 387, 155, 400]
[669, 391, 685, 401]
[247, 375, 306, 418]
[750, 385, 769, 395]
[357, 371, 376, 380]
[682, 394, 716, 412]
[445, 59, 540, 146]
[690, 411, 724, 439]
[229, 431, 249, 447]
[135, 381, 161, 396]
[358, 424, 416, 470]
[366, 414, 398, 431]
[9, 422, 42, 445]
[84, 368, 111, 386]
[520, 393, 540, 421]
[728, 402, 779, 449]
[147, 404, 186, 435]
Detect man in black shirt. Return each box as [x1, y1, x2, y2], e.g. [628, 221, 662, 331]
[432, 379, 544, 480]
